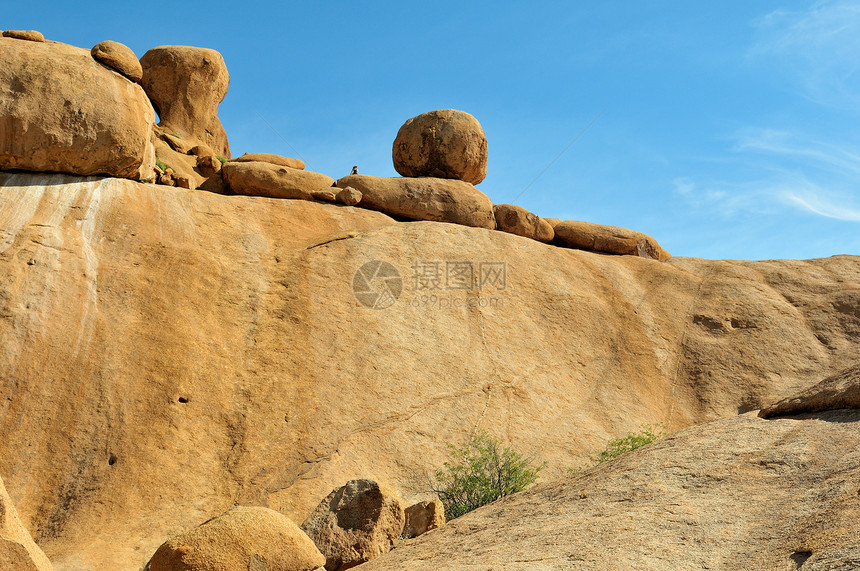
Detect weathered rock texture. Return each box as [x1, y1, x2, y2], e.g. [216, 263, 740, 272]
[0, 38, 155, 180]
[336, 174, 496, 229]
[0, 172, 857, 570]
[493, 204, 554, 243]
[393, 109, 488, 184]
[222, 161, 335, 200]
[146, 506, 325, 571]
[759, 363, 860, 418]
[1, 475, 53, 571]
[402, 500, 444, 539]
[233, 153, 305, 170]
[554, 219, 671, 260]
[2, 30, 44, 42]
[360, 409, 860, 570]
[90, 40, 142, 83]
[302, 480, 404, 571]
[140, 46, 230, 158]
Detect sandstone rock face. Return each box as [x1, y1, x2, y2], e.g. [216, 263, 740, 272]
[493, 204, 554, 243]
[393, 109, 488, 184]
[2, 30, 44, 42]
[402, 500, 444, 539]
[0, 173, 858, 570]
[301, 480, 404, 571]
[1, 475, 53, 571]
[233, 153, 305, 170]
[147, 506, 325, 571]
[759, 363, 860, 418]
[335, 174, 495, 229]
[0, 38, 155, 180]
[554, 219, 670, 260]
[223, 161, 335, 200]
[360, 409, 860, 570]
[140, 46, 230, 158]
[91, 40, 142, 83]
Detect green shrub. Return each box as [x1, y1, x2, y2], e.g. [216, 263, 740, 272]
[430, 432, 542, 520]
[215, 155, 227, 165]
[155, 158, 166, 171]
[592, 425, 665, 464]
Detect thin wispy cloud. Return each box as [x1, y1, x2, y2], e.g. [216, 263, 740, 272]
[750, 1, 860, 109]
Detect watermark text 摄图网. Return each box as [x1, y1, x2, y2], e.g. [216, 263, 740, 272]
[353, 259, 509, 310]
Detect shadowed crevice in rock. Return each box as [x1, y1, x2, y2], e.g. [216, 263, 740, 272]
[759, 363, 860, 418]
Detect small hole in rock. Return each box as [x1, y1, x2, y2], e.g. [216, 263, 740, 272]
[178, 397, 188, 403]
[108, 454, 117, 466]
[790, 551, 812, 568]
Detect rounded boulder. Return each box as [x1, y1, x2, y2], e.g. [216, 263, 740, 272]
[91, 40, 142, 83]
[147, 506, 325, 571]
[392, 109, 488, 184]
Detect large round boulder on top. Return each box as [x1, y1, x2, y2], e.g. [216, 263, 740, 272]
[302, 479, 404, 571]
[393, 109, 488, 184]
[91, 40, 142, 83]
[140, 46, 231, 158]
[0, 37, 155, 180]
[146, 506, 325, 571]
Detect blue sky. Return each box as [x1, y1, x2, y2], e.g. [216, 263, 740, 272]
[8, 1, 860, 260]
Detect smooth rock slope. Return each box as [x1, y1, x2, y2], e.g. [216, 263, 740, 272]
[359, 403, 860, 570]
[0, 173, 857, 570]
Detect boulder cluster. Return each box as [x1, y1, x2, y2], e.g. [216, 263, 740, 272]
[0, 30, 669, 261]
[145, 479, 444, 571]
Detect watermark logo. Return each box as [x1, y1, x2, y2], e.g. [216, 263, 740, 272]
[353, 260, 403, 309]
[354, 259, 507, 310]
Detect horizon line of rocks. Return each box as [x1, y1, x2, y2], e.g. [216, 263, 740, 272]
[0, 30, 669, 260]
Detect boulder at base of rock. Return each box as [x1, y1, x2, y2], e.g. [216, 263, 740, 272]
[393, 109, 488, 184]
[91, 40, 142, 83]
[335, 175, 495, 229]
[759, 363, 860, 418]
[2, 30, 44, 42]
[0, 37, 155, 180]
[301, 479, 404, 571]
[1, 475, 54, 571]
[223, 161, 334, 200]
[493, 204, 554, 243]
[147, 506, 325, 571]
[140, 46, 231, 158]
[233, 153, 305, 170]
[402, 500, 445, 539]
[554, 220, 670, 260]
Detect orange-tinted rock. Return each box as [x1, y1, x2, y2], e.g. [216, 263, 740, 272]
[393, 109, 488, 184]
[147, 506, 325, 571]
[493, 204, 554, 243]
[140, 46, 230, 158]
[336, 174, 495, 229]
[0, 38, 155, 179]
[91, 40, 142, 83]
[554, 220, 670, 260]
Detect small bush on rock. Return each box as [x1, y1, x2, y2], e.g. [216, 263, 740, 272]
[430, 431, 542, 519]
[593, 424, 665, 464]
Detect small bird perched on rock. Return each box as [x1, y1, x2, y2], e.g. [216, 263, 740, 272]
[351, 165, 358, 175]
